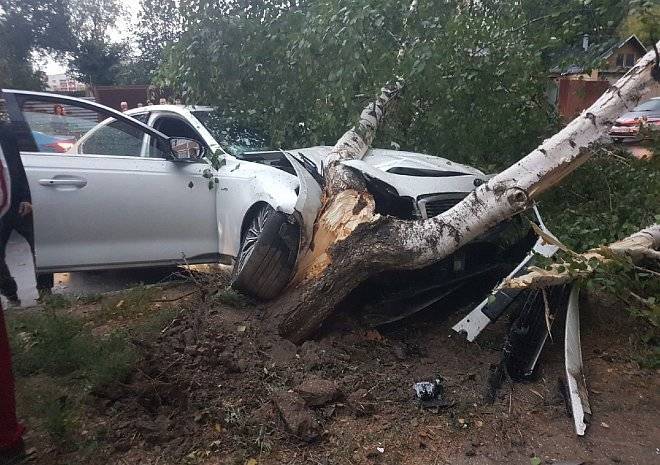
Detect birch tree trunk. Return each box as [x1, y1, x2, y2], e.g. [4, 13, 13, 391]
[272, 41, 660, 344]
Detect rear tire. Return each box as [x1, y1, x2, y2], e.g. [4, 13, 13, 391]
[231, 205, 300, 300]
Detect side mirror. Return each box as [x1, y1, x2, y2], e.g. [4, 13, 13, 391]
[169, 138, 205, 161]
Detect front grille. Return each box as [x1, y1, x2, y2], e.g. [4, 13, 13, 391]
[418, 194, 466, 219]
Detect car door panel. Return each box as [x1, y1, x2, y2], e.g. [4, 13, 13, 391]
[22, 152, 220, 271]
[3, 90, 220, 272]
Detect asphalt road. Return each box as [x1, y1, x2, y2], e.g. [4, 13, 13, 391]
[2, 233, 185, 308]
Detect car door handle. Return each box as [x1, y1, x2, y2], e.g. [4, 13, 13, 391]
[39, 178, 88, 188]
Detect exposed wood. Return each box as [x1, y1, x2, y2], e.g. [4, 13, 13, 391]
[502, 224, 660, 290]
[274, 41, 660, 344]
[289, 81, 403, 284]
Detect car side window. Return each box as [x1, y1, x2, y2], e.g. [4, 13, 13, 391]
[17, 99, 168, 158]
[149, 115, 204, 158]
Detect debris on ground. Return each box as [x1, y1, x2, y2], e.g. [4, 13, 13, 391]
[412, 379, 450, 409]
[8, 281, 659, 465]
[564, 284, 592, 436]
[294, 378, 341, 407]
[272, 390, 320, 442]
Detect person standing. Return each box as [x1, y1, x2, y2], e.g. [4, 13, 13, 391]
[0, 123, 54, 307]
[0, 121, 26, 463]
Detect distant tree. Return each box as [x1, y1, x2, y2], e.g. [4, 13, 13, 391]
[67, 0, 125, 85]
[0, 0, 73, 89]
[133, 0, 182, 83]
[619, 1, 660, 45]
[68, 39, 127, 86]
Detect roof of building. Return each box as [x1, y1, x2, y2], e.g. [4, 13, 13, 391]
[549, 34, 647, 76]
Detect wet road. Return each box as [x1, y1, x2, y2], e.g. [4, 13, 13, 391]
[2, 233, 185, 307]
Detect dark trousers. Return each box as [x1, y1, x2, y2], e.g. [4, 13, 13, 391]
[0, 211, 53, 299]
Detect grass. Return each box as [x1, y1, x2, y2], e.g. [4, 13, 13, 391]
[212, 287, 254, 308]
[7, 284, 181, 448]
[40, 293, 73, 311]
[8, 310, 137, 386]
[93, 284, 159, 323]
[16, 377, 79, 448]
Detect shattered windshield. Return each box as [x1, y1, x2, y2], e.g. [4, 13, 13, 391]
[192, 110, 271, 157]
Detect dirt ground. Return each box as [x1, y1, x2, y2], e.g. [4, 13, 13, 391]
[12, 283, 660, 465]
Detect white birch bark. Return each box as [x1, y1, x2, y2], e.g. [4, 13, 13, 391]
[386, 41, 660, 269]
[276, 41, 660, 343]
[502, 224, 660, 290]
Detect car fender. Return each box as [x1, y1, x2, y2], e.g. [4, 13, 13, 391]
[216, 158, 301, 258]
[283, 152, 322, 252]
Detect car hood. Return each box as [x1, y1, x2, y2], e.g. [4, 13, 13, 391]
[293, 146, 485, 177]
[615, 110, 660, 123]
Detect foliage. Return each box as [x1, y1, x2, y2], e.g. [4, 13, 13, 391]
[16, 378, 79, 447]
[8, 287, 182, 447]
[68, 38, 127, 86]
[0, 0, 73, 89]
[96, 284, 158, 321]
[132, 0, 182, 84]
[0, 0, 128, 87]
[158, 0, 627, 170]
[66, 0, 126, 85]
[538, 143, 658, 358]
[619, 1, 660, 44]
[540, 147, 659, 252]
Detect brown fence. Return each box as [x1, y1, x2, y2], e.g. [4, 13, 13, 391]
[557, 79, 610, 121]
[91, 85, 149, 112]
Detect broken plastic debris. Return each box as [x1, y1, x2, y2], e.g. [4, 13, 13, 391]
[413, 379, 450, 409]
[565, 284, 591, 436]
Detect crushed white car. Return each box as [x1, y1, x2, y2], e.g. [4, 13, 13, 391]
[1, 90, 547, 307]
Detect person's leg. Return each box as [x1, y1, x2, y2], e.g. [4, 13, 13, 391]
[14, 216, 53, 296]
[0, 216, 19, 302]
[0, 304, 25, 457]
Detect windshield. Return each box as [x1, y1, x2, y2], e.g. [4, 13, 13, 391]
[632, 99, 660, 112]
[192, 110, 271, 157]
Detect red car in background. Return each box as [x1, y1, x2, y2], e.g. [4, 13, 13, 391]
[609, 97, 660, 143]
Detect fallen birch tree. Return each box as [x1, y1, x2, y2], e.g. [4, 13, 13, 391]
[501, 224, 660, 290]
[271, 41, 660, 343]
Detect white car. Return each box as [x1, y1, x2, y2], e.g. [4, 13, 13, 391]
[1, 90, 536, 301]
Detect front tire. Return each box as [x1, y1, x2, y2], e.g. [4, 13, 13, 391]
[230, 205, 300, 300]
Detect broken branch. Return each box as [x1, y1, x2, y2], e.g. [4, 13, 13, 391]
[502, 224, 660, 290]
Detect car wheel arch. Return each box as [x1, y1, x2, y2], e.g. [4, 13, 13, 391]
[240, 201, 274, 241]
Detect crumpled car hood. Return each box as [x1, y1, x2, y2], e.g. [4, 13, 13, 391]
[293, 146, 485, 177]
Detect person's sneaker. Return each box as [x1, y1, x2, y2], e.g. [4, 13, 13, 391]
[5, 297, 21, 308]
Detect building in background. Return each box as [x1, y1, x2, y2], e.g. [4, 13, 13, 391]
[549, 35, 647, 121]
[46, 73, 86, 93]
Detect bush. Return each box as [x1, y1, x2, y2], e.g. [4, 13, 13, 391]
[539, 147, 659, 251]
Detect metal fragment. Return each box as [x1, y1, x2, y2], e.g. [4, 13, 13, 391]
[565, 284, 591, 436]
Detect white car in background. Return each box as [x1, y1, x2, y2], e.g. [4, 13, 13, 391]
[1, 90, 538, 302]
